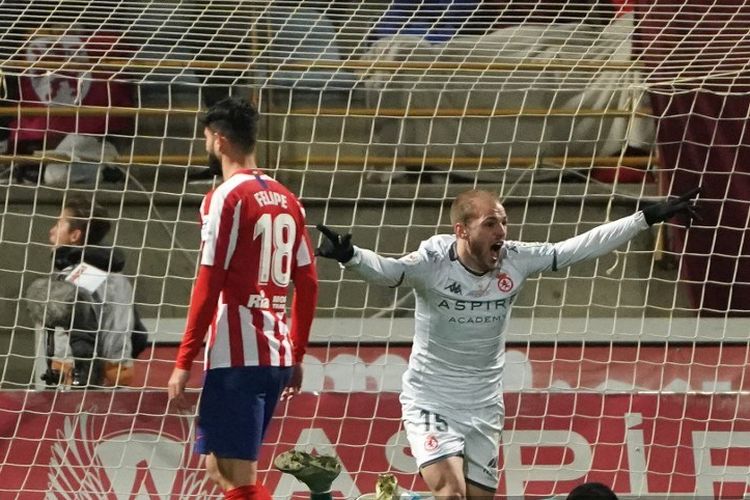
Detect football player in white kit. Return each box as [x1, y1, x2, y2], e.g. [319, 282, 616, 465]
[316, 188, 699, 499]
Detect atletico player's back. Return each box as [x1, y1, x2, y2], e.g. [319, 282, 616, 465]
[169, 97, 319, 493]
[197, 169, 315, 369]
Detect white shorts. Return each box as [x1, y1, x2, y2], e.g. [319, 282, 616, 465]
[401, 401, 504, 491]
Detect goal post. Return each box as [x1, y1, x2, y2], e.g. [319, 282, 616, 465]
[0, 1, 749, 498]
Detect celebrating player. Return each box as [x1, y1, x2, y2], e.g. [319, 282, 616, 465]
[316, 188, 699, 499]
[168, 97, 318, 500]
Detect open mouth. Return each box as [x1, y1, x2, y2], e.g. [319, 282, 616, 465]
[490, 241, 503, 260]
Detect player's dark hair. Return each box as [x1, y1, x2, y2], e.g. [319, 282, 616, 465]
[566, 482, 618, 500]
[64, 195, 110, 245]
[450, 189, 501, 225]
[202, 96, 259, 155]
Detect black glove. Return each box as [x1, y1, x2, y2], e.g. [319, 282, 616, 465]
[315, 224, 354, 263]
[642, 187, 702, 227]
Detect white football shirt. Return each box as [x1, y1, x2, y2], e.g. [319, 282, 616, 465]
[346, 212, 648, 411]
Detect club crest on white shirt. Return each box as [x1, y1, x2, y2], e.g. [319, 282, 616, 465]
[496, 272, 514, 292]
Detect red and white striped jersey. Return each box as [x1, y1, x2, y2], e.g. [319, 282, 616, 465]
[176, 169, 318, 371]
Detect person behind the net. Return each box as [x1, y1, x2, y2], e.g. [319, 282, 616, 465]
[29, 195, 147, 388]
[315, 188, 699, 499]
[167, 97, 318, 500]
[566, 481, 618, 499]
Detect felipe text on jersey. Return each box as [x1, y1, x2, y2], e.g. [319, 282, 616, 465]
[254, 191, 288, 208]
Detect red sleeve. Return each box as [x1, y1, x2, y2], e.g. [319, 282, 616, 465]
[175, 264, 226, 371]
[290, 228, 318, 363]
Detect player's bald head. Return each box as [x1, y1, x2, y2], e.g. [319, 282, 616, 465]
[450, 189, 503, 225]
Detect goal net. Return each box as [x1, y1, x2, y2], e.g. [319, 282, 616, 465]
[0, 0, 748, 498]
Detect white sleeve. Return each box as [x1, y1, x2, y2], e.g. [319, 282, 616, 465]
[345, 245, 435, 289]
[517, 211, 649, 276]
[200, 190, 241, 269]
[553, 211, 649, 270]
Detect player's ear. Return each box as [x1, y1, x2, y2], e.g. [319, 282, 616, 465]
[212, 133, 227, 155]
[454, 222, 468, 240]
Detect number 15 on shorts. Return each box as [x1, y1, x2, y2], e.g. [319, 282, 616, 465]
[405, 407, 459, 460]
[420, 409, 448, 432]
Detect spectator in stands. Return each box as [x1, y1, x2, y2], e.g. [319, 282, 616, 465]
[566, 482, 619, 499]
[370, 0, 482, 43]
[5, 22, 133, 185]
[25, 195, 148, 388]
[258, 2, 357, 90]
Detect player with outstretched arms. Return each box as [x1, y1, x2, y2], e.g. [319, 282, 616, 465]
[316, 188, 699, 499]
[168, 97, 318, 500]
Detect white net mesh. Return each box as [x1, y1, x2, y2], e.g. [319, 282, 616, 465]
[1, 1, 749, 498]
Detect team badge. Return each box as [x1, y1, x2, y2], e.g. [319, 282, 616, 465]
[497, 273, 514, 292]
[424, 434, 439, 451]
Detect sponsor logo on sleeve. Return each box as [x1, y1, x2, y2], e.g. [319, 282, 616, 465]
[402, 251, 421, 264]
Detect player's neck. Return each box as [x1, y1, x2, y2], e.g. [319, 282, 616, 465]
[222, 155, 259, 181]
[455, 245, 490, 276]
